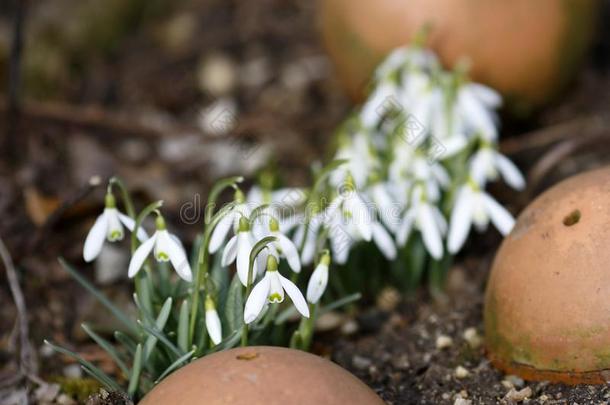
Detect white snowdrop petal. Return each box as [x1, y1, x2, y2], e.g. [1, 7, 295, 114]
[418, 203, 444, 260]
[448, 187, 474, 254]
[306, 263, 328, 304]
[279, 274, 310, 318]
[482, 193, 515, 235]
[236, 232, 253, 286]
[105, 209, 125, 241]
[277, 234, 301, 273]
[163, 231, 192, 282]
[117, 212, 149, 242]
[468, 83, 502, 108]
[347, 194, 373, 241]
[205, 309, 222, 345]
[396, 210, 415, 247]
[128, 232, 157, 278]
[267, 271, 285, 303]
[495, 153, 526, 191]
[372, 222, 397, 260]
[208, 212, 235, 254]
[83, 213, 108, 262]
[221, 235, 238, 266]
[244, 274, 270, 324]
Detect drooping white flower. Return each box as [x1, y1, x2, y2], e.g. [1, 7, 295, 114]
[128, 215, 192, 282]
[457, 83, 500, 141]
[293, 210, 324, 266]
[208, 188, 251, 254]
[306, 252, 330, 304]
[325, 177, 373, 243]
[205, 296, 222, 346]
[469, 145, 525, 190]
[330, 133, 378, 189]
[371, 221, 397, 260]
[447, 181, 515, 254]
[83, 193, 148, 262]
[244, 255, 309, 324]
[260, 218, 301, 273]
[221, 216, 258, 286]
[396, 185, 446, 260]
[367, 180, 400, 233]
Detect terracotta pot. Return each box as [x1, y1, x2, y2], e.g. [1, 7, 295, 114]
[484, 167, 610, 384]
[140, 346, 384, 404]
[319, 0, 599, 110]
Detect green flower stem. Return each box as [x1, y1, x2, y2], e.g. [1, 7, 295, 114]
[109, 177, 136, 219]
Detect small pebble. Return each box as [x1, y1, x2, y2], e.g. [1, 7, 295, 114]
[504, 374, 525, 388]
[63, 363, 83, 379]
[56, 394, 77, 405]
[352, 355, 373, 370]
[376, 287, 401, 312]
[436, 335, 453, 350]
[197, 53, 237, 96]
[462, 327, 482, 349]
[341, 319, 359, 335]
[504, 387, 532, 402]
[454, 366, 470, 379]
[34, 383, 60, 403]
[454, 399, 472, 405]
[538, 394, 549, 403]
[390, 354, 410, 370]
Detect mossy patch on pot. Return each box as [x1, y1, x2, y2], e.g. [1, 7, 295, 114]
[484, 167, 610, 384]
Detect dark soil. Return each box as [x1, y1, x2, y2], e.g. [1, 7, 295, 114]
[2, 0, 610, 404]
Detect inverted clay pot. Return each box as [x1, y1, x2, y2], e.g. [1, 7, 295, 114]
[319, 0, 599, 110]
[140, 346, 384, 405]
[484, 166, 610, 384]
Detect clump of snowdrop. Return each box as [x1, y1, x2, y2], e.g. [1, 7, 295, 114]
[46, 40, 522, 401]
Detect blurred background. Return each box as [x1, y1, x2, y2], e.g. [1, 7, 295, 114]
[1, 0, 610, 403]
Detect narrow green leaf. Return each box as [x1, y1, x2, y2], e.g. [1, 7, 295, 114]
[44, 340, 120, 391]
[59, 258, 137, 334]
[137, 320, 183, 360]
[319, 292, 362, 315]
[177, 300, 189, 353]
[208, 329, 241, 353]
[127, 344, 143, 398]
[81, 324, 130, 377]
[224, 274, 244, 333]
[144, 298, 173, 360]
[114, 331, 137, 355]
[154, 350, 195, 384]
[311, 159, 348, 195]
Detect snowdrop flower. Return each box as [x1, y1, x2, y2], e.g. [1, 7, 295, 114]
[244, 255, 309, 324]
[306, 252, 331, 304]
[293, 209, 324, 266]
[457, 83, 500, 141]
[205, 296, 222, 346]
[360, 82, 398, 129]
[367, 179, 400, 232]
[83, 193, 148, 262]
[396, 185, 446, 260]
[371, 221, 397, 260]
[330, 133, 378, 189]
[221, 216, 257, 286]
[264, 218, 301, 273]
[325, 176, 373, 242]
[447, 180, 515, 254]
[208, 188, 250, 254]
[469, 144, 525, 190]
[128, 215, 192, 282]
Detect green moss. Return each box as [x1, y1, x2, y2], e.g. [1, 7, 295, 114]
[50, 377, 103, 402]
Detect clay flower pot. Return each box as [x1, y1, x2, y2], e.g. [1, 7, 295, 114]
[319, 0, 599, 110]
[484, 167, 610, 384]
[140, 346, 384, 404]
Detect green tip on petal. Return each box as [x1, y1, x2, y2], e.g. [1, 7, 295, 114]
[269, 217, 279, 232]
[238, 216, 250, 232]
[234, 188, 245, 204]
[155, 215, 167, 230]
[319, 251, 331, 266]
[205, 295, 216, 311]
[266, 255, 278, 272]
[268, 292, 282, 303]
[104, 193, 116, 208]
